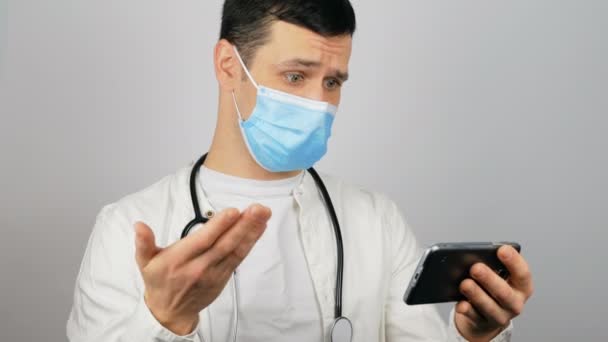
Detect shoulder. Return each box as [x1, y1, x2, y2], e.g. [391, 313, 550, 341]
[314, 171, 421, 272]
[314, 170, 399, 217]
[313, 170, 415, 243]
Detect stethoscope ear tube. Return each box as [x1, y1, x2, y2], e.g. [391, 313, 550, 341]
[181, 154, 211, 239]
[307, 166, 345, 320]
[181, 216, 207, 239]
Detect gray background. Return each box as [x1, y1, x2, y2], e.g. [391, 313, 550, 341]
[1, 0, 606, 340]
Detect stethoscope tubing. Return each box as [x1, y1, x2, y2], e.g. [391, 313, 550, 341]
[180, 152, 347, 337]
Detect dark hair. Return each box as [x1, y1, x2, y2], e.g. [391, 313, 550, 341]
[220, 0, 356, 68]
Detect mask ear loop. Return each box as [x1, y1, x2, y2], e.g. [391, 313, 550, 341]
[231, 92, 245, 122]
[232, 45, 259, 89]
[231, 45, 259, 123]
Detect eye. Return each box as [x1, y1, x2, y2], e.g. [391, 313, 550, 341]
[324, 78, 342, 90]
[285, 73, 305, 84]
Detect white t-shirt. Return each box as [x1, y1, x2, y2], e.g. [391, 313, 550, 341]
[198, 165, 323, 341]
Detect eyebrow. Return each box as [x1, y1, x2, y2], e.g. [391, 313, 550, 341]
[274, 58, 349, 82]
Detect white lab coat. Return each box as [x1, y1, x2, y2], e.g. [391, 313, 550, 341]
[66, 161, 513, 342]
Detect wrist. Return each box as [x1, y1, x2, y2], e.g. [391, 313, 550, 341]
[143, 292, 199, 336]
[454, 311, 509, 342]
[159, 316, 199, 336]
[460, 324, 507, 342]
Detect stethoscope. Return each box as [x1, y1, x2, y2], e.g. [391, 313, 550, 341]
[180, 153, 353, 342]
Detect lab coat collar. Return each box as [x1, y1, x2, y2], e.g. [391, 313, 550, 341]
[179, 163, 316, 223]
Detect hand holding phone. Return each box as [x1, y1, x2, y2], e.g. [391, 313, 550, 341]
[403, 242, 521, 305]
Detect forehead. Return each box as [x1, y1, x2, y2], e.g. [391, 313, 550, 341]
[255, 21, 352, 68]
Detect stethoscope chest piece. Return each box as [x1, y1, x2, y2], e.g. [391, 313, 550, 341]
[330, 316, 353, 342]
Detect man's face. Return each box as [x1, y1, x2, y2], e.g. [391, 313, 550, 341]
[234, 20, 352, 120]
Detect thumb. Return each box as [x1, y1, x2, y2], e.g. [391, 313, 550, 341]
[134, 221, 161, 270]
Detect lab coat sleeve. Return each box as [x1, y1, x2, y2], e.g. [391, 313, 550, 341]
[382, 197, 513, 341]
[66, 204, 204, 342]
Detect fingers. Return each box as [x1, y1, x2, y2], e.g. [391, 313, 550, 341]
[169, 208, 241, 264]
[460, 279, 512, 327]
[497, 245, 534, 298]
[134, 221, 161, 270]
[470, 263, 523, 315]
[461, 253, 532, 328]
[217, 213, 267, 272]
[455, 300, 485, 324]
[202, 204, 271, 268]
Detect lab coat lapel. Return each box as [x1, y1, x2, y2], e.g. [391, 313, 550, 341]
[295, 170, 338, 337]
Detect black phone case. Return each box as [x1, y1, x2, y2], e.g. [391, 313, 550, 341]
[404, 242, 521, 305]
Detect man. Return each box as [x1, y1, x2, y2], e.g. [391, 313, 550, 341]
[67, 1, 534, 341]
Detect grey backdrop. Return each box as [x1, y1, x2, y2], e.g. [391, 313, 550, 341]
[1, 0, 606, 341]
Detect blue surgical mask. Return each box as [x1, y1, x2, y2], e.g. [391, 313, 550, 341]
[231, 45, 337, 172]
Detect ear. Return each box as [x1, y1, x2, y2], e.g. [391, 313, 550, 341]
[214, 39, 241, 91]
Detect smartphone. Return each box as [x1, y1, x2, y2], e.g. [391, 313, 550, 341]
[403, 242, 521, 305]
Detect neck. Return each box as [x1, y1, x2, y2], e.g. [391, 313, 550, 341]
[203, 91, 303, 181]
